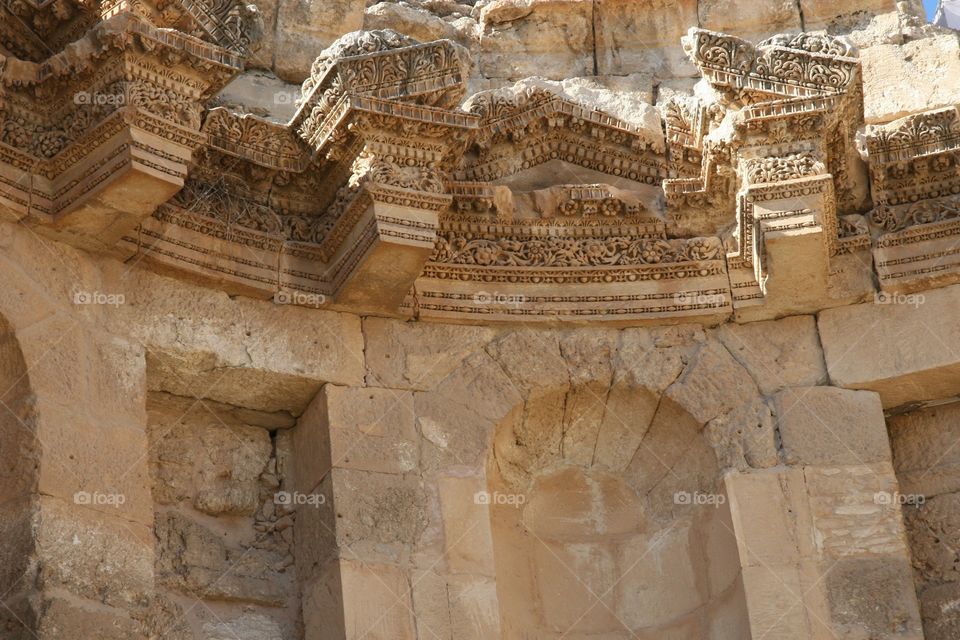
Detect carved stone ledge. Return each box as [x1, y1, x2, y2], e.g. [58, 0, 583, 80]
[0, 14, 243, 252]
[865, 108, 960, 293]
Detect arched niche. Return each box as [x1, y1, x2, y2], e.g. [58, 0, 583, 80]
[486, 386, 749, 639]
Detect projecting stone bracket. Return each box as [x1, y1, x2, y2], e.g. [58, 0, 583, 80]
[328, 185, 447, 314]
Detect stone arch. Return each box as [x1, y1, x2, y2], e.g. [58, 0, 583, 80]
[479, 330, 760, 639]
[0, 312, 39, 637]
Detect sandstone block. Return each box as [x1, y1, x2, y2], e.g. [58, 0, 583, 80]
[740, 564, 812, 639]
[715, 315, 827, 395]
[774, 387, 891, 466]
[533, 539, 620, 632]
[724, 468, 810, 566]
[824, 556, 923, 638]
[338, 559, 416, 640]
[919, 581, 960, 640]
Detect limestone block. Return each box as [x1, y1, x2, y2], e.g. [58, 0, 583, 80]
[595, 0, 697, 77]
[323, 385, 419, 475]
[773, 387, 891, 466]
[36, 497, 154, 609]
[411, 569, 452, 640]
[706, 396, 779, 471]
[273, 0, 367, 83]
[438, 476, 496, 575]
[103, 263, 364, 413]
[486, 330, 569, 394]
[533, 540, 620, 632]
[592, 385, 659, 471]
[724, 468, 811, 566]
[623, 395, 703, 499]
[447, 575, 501, 639]
[329, 469, 428, 561]
[804, 464, 910, 558]
[715, 315, 827, 395]
[478, 0, 594, 80]
[521, 467, 644, 540]
[860, 33, 960, 123]
[699, 0, 801, 42]
[890, 402, 960, 497]
[740, 564, 812, 639]
[819, 283, 960, 408]
[147, 393, 273, 516]
[214, 70, 302, 123]
[363, 317, 496, 391]
[338, 560, 416, 640]
[665, 341, 760, 425]
[616, 525, 706, 628]
[824, 556, 923, 639]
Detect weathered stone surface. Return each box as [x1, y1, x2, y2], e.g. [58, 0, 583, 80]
[919, 581, 960, 640]
[665, 341, 760, 425]
[860, 32, 960, 122]
[147, 392, 273, 516]
[890, 402, 960, 498]
[774, 387, 890, 466]
[595, 0, 697, 77]
[715, 315, 827, 395]
[818, 284, 960, 408]
[273, 0, 367, 82]
[103, 264, 364, 413]
[478, 0, 594, 79]
[825, 556, 923, 638]
[364, 317, 496, 391]
[699, 0, 801, 41]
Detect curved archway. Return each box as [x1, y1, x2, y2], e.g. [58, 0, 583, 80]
[486, 383, 748, 638]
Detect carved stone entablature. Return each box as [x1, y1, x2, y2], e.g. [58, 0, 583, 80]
[865, 107, 960, 293]
[456, 83, 666, 187]
[0, 0, 262, 61]
[0, 13, 243, 251]
[673, 28, 872, 319]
